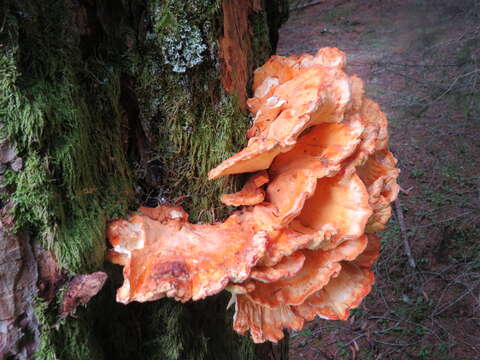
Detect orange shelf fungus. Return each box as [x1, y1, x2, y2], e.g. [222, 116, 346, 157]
[220, 171, 269, 207]
[107, 47, 400, 343]
[107, 207, 268, 303]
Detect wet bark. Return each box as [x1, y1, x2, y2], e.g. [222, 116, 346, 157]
[1, 0, 288, 359]
[0, 231, 39, 359]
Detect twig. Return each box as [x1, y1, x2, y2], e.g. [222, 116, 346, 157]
[374, 62, 460, 68]
[373, 339, 419, 347]
[394, 198, 416, 268]
[433, 280, 480, 316]
[400, 186, 414, 194]
[466, 62, 479, 117]
[382, 67, 444, 90]
[313, 348, 334, 360]
[367, 316, 434, 334]
[291, 0, 326, 10]
[417, 69, 480, 116]
[416, 211, 474, 228]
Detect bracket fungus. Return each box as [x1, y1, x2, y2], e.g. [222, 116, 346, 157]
[107, 47, 400, 343]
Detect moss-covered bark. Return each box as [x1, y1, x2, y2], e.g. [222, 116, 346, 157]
[134, 0, 252, 223]
[1, 0, 288, 358]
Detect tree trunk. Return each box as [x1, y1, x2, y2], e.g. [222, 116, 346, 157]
[0, 0, 288, 359]
[255, 333, 290, 360]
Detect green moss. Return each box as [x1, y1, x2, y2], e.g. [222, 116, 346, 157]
[141, 300, 208, 360]
[1, 1, 134, 273]
[151, 77, 248, 222]
[32, 299, 57, 360]
[140, 296, 255, 360]
[33, 298, 104, 360]
[250, 10, 273, 70]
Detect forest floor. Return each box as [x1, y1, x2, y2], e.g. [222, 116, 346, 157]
[277, 1, 480, 359]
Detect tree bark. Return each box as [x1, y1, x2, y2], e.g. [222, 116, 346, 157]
[255, 333, 290, 360]
[1, 0, 288, 359]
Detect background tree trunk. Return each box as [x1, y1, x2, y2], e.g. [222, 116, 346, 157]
[1, 0, 288, 359]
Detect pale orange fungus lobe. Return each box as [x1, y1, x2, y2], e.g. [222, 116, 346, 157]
[107, 47, 400, 343]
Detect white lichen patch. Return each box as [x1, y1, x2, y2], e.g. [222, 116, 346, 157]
[162, 20, 207, 73]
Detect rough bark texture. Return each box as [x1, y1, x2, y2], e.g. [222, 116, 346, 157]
[0, 231, 39, 359]
[219, 0, 263, 108]
[0, 0, 288, 359]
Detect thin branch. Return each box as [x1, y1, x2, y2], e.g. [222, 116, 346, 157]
[394, 198, 416, 268]
[417, 69, 480, 116]
[416, 211, 475, 228]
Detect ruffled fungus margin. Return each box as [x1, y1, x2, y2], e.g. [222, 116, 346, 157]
[107, 47, 400, 343]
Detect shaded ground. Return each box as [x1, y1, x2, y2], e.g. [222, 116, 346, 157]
[278, 1, 480, 359]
